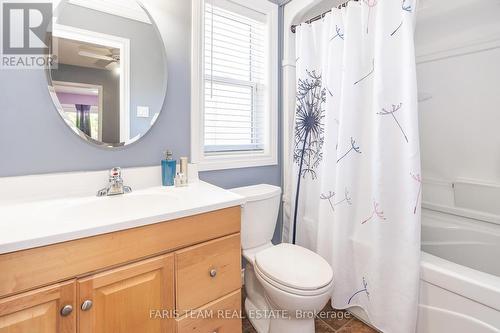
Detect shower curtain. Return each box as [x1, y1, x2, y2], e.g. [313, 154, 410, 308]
[287, 1, 420, 332]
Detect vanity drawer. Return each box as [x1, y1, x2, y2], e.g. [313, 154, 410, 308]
[176, 290, 242, 333]
[175, 233, 241, 311]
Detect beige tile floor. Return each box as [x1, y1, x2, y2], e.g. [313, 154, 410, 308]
[242, 294, 377, 333]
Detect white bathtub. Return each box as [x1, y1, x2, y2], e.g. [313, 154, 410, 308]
[418, 207, 500, 333]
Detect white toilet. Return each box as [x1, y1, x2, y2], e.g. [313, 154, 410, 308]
[230, 184, 334, 333]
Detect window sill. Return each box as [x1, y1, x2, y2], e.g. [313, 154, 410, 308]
[196, 153, 278, 171]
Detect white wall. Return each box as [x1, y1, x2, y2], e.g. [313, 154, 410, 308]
[418, 49, 500, 183]
[416, 0, 500, 206]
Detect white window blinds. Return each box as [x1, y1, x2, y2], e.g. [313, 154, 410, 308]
[204, 0, 267, 153]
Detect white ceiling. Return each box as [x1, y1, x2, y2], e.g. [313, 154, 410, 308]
[415, 0, 500, 62]
[55, 0, 152, 24]
[53, 84, 99, 96]
[54, 37, 120, 70]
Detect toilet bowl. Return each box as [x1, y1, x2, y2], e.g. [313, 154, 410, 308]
[230, 185, 334, 333]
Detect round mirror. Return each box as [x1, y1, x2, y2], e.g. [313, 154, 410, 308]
[48, 0, 167, 147]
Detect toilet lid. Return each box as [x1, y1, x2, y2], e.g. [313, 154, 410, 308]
[255, 243, 333, 291]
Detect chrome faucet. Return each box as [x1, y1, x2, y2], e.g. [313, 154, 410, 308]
[97, 167, 132, 197]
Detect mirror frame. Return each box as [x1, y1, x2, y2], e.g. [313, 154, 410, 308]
[46, 1, 168, 148]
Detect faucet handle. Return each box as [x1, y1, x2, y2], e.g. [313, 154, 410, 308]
[97, 188, 108, 197]
[97, 167, 131, 197]
[109, 167, 122, 180]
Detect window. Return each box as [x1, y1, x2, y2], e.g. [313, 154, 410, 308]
[191, 0, 278, 171]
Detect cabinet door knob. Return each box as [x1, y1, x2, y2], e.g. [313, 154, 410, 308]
[60, 305, 73, 317]
[209, 269, 217, 278]
[81, 300, 93, 311]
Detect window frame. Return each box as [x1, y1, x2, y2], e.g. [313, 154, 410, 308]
[191, 0, 278, 171]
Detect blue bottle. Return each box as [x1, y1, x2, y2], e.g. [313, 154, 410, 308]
[161, 151, 176, 186]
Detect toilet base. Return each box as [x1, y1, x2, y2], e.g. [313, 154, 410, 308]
[245, 297, 270, 333]
[243, 252, 330, 333]
[268, 315, 315, 333]
[245, 297, 316, 333]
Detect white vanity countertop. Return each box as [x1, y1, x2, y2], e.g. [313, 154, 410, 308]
[0, 181, 245, 254]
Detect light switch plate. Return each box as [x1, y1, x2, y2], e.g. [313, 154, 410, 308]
[136, 106, 150, 118]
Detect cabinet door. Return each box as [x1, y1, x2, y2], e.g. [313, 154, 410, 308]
[78, 255, 174, 333]
[0, 280, 76, 333]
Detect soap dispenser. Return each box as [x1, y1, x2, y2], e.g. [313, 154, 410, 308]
[161, 151, 176, 186]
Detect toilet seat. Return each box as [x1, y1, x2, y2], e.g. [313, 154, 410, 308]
[254, 243, 333, 297]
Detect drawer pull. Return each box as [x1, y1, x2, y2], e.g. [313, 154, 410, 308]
[209, 269, 217, 278]
[81, 300, 93, 311]
[60, 305, 73, 317]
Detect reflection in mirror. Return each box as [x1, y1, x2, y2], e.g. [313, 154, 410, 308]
[53, 80, 104, 142]
[48, 0, 167, 147]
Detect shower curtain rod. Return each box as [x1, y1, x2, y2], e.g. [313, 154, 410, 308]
[290, 0, 359, 33]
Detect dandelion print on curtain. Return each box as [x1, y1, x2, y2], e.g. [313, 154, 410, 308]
[287, 1, 420, 332]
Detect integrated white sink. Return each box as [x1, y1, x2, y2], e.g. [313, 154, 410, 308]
[0, 170, 245, 254]
[58, 191, 181, 219]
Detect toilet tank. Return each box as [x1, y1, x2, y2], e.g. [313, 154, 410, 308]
[230, 184, 282, 250]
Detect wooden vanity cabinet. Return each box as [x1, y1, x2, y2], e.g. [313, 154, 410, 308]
[0, 281, 76, 333]
[176, 290, 242, 333]
[78, 255, 175, 333]
[175, 234, 242, 311]
[0, 207, 242, 333]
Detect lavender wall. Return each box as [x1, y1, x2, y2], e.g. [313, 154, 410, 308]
[56, 92, 99, 106]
